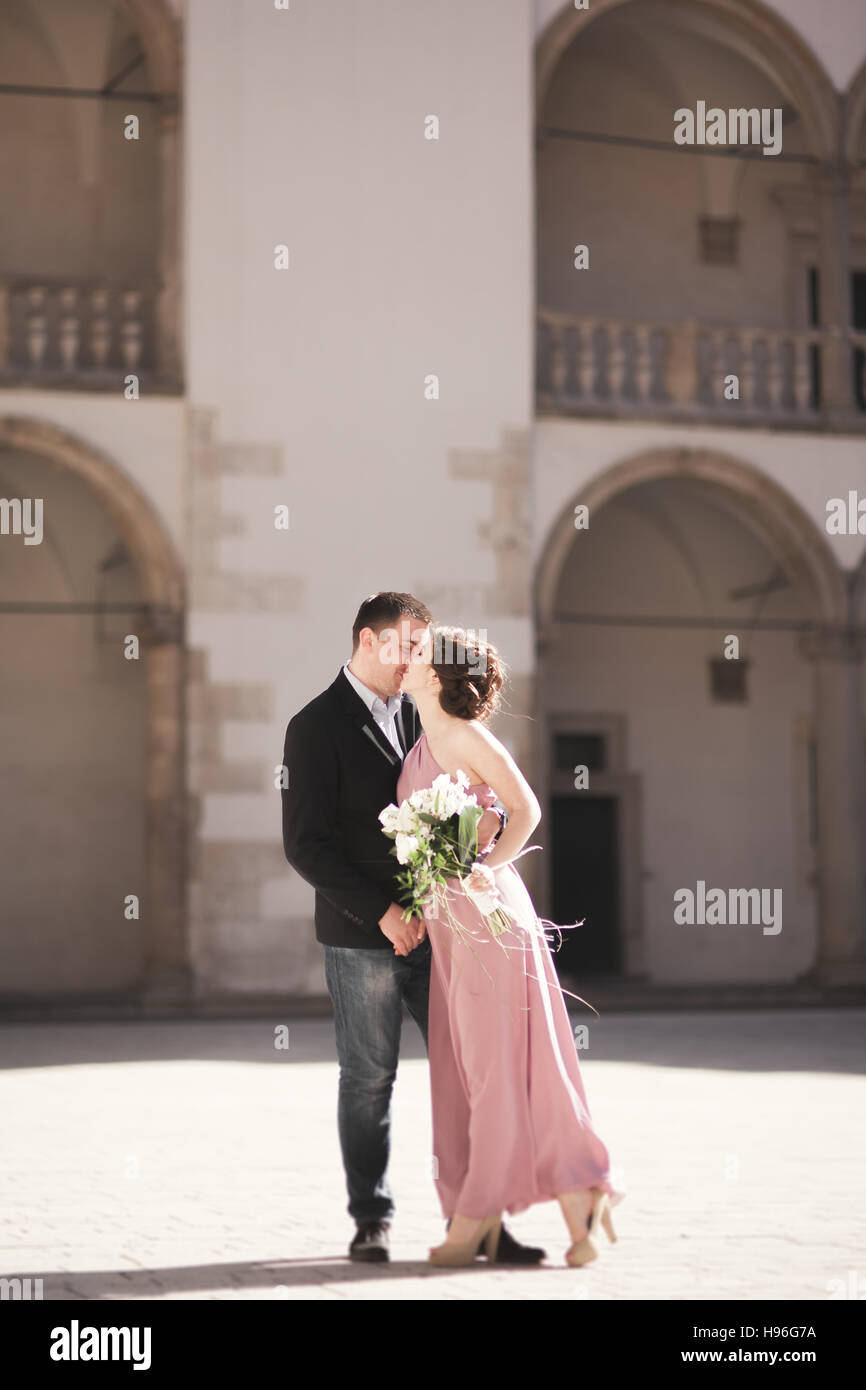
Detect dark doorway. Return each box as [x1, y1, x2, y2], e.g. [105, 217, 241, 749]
[852, 270, 866, 411]
[550, 795, 620, 977]
[807, 266, 821, 409]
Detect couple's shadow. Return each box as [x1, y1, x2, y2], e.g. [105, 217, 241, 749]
[37, 1254, 545, 1299]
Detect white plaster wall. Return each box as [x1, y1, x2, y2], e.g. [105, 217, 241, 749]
[185, 0, 534, 834]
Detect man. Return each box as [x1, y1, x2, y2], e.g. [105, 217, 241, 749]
[281, 591, 545, 1264]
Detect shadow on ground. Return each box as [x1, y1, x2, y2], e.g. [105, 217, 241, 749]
[24, 1255, 547, 1300]
[0, 1009, 863, 1074]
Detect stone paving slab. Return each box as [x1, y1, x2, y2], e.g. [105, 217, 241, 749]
[0, 1010, 863, 1301]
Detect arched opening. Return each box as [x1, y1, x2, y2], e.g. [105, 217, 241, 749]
[533, 447, 848, 989]
[0, 0, 182, 389]
[535, 0, 851, 424]
[844, 58, 866, 409]
[844, 56, 866, 166]
[125, 0, 181, 98]
[537, 0, 838, 149]
[0, 416, 187, 1004]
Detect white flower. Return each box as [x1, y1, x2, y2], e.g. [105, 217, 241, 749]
[381, 797, 427, 836]
[379, 803, 401, 833]
[395, 800, 418, 833]
[395, 832, 420, 865]
[430, 773, 477, 820]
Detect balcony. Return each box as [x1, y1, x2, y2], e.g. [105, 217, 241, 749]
[0, 275, 179, 394]
[536, 310, 866, 431]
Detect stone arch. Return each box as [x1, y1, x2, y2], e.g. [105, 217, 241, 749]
[124, 0, 181, 100]
[0, 415, 189, 1004]
[536, 0, 840, 161]
[0, 416, 182, 613]
[848, 537, 866, 624]
[535, 446, 847, 633]
[533, 445, 866, 990]
[844, 55, 866, 163]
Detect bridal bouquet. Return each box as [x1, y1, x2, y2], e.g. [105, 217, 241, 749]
[378, 772, 512, 937]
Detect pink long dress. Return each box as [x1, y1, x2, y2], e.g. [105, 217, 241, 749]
[396, 732, 624, 1222]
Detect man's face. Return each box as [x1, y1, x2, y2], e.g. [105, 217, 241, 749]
[373, 618, 430, 695]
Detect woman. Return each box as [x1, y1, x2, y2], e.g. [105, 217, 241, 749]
[397, 625, 624, 1267]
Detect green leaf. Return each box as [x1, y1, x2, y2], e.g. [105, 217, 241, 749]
[457, 804, 483, 867]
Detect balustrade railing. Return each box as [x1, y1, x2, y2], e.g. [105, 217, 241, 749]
[537, 310, 866, 426]
[0, 276, 160, 386]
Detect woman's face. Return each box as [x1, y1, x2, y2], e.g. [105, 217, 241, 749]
[402, 628, 435, 696]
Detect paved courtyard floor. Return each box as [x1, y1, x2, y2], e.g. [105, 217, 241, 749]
[1, 1009, 863, 1301]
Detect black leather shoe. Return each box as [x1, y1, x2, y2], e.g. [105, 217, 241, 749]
[481, 1221, 546, 1265]
[349, 1221, 391, 1262]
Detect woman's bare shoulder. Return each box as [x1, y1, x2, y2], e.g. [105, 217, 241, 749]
[451, 719, 510, 762]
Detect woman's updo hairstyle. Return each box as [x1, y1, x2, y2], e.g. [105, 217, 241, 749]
[429, 625, 505, 722]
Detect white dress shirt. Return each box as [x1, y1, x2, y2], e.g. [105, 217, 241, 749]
[343, 661, 405, 760]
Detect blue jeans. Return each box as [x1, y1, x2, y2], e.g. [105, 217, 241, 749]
[322, 938, 431, 1225]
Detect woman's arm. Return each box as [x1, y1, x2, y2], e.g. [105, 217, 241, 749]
[455, 723, 540, 872]
[476, 806, 501, 851]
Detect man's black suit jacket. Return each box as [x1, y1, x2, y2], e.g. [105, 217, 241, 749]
[281, 668, 422, 949]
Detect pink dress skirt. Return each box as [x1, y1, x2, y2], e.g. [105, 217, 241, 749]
[396, 732, 624, 1221]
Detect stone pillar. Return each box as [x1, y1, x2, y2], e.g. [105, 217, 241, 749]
[156, 98, 182, 386]
[666, 321, 698, 408]
[799, 626, 866, 984]
[140, 606, 192, 1003]
[816, 158, 854, 420]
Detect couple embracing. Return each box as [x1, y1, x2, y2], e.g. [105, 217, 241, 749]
[281, 592, 623, 1268]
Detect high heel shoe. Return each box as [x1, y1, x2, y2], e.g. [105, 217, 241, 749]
[428, 1213, 502, 1267]
[565, 1188, 617, 1267]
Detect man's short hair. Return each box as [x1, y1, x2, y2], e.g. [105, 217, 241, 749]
[351, 592, 432, 651]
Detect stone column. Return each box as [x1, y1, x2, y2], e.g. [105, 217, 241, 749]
[156, 98, 182, 386]
[799, 625, 866, 984]
[141, 606, 192, 1004]
[815, 158, 854, 420]
[666, 321, 698, 408]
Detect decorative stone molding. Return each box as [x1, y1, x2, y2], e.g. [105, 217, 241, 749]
[442, 425, 532, 618]
[190, 844, 323, 998]
[188, 407, 304, 613]
[186, 646, 274, 797]
[186, 407, 311, 997]
[419, 427, 535, 820]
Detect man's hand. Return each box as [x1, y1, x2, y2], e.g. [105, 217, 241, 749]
[379, 902, 426, 956]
